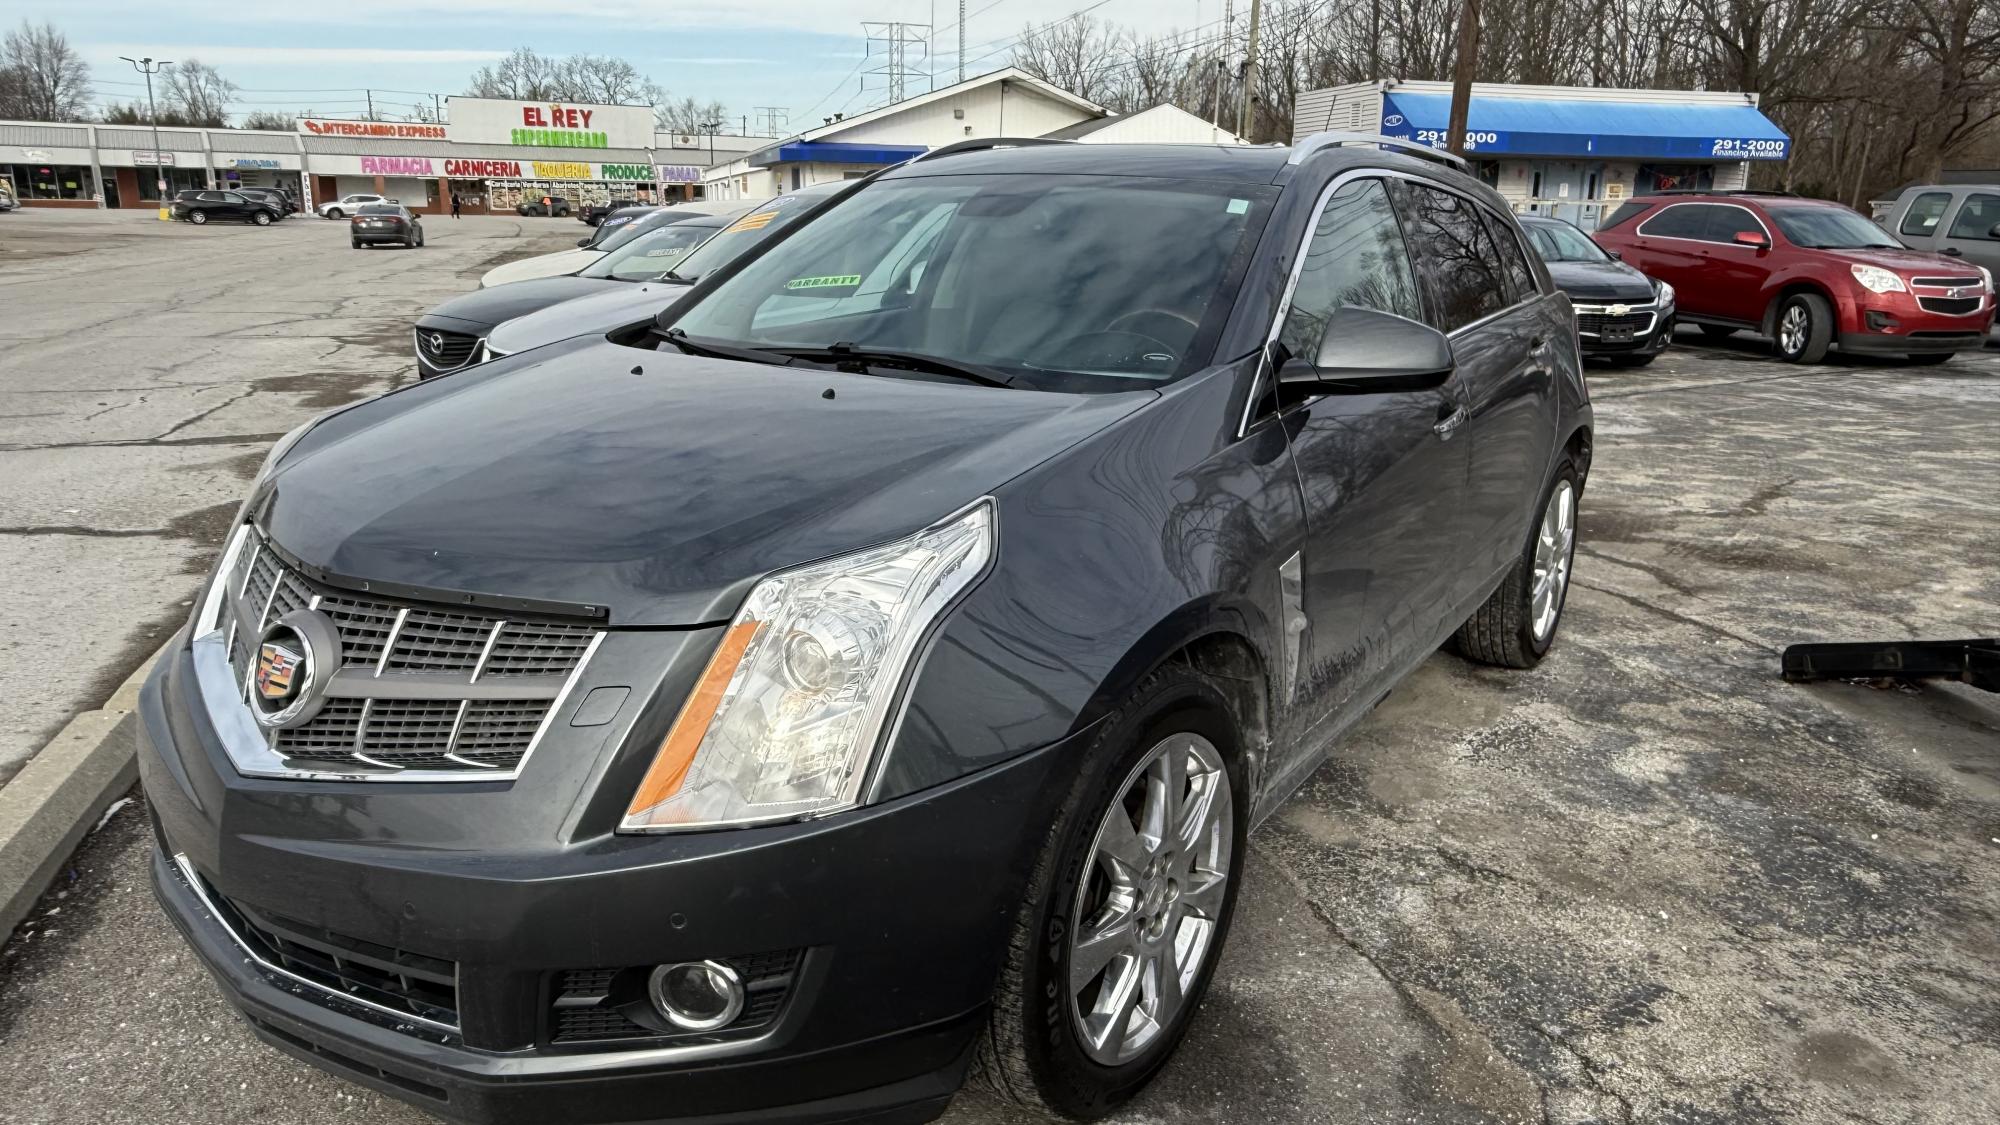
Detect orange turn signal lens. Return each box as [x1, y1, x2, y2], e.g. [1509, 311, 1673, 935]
[626, 621, 760, 818]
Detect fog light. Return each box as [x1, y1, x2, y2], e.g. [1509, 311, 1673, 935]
[648, 960, 744, 1031]
[1865, 310, 1900, 333]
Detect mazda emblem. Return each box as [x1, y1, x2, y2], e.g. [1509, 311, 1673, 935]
[426, 331, 446, 354]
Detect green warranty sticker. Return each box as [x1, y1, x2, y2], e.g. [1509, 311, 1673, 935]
[786, 274, 862, 290]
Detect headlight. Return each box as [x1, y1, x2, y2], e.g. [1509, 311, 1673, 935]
[1976, 263, 1994, 293]
[621, 499, 995, 832]
[1653, 279, 1675, 306]
[1850, 264, 1907, 294]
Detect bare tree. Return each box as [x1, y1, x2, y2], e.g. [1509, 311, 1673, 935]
[161, 59, 237, 127]
[240, 110, 297, 131]
[468, 47, 669, 106]
[655, 96, 729, 134]
[2, 20, 90, 121]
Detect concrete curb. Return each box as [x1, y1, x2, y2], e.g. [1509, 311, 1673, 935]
[0, 643, 167, 938]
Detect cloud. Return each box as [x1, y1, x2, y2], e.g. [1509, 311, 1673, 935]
[91, 44, 512, 65]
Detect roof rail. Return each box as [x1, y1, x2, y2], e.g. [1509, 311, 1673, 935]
[912, 137, 1072, 164]
[1288, 131, 1469, 170]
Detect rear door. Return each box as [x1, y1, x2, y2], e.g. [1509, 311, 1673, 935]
[1630, 203, 1723, 314]
[1935, 191, 2000, 276]
[1389, 179, 1557, 595]
[1269, 175, 1469, 749]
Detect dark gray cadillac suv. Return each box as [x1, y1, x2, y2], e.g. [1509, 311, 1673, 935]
[140, 134, 1590, 1125]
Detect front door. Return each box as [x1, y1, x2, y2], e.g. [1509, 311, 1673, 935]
[1700, 203, 1780, 318]
[1936, 191, 2000, 275]
[1270, 177, 1470, 766]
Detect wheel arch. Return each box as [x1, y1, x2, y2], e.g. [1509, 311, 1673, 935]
[1760, 279, 1840, 337]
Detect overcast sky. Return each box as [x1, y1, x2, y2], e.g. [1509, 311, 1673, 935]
[41, 0, 1220, 134]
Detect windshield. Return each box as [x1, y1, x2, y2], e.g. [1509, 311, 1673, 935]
[663, 193, 829, 282]
[1769, 206, 1900, 249]
[1525, 222, 1607, 262]
[668, 175, 1273, 389]
[579, 222, 719, 281]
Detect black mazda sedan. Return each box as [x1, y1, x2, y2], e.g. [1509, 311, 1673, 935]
[141, 136, 1591, 1125]
[1519, 214, 1674, 365]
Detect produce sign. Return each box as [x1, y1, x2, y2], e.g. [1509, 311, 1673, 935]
[600, 164, 652, 181]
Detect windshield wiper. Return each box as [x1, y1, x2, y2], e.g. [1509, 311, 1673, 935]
[653, 269, 694, 283]
[657, 328, 791, 366]
[771, 342, 1018, 389]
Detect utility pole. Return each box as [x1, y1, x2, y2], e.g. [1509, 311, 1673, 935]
[1446, 0, 1480, 157]
[700, 121, 722, 168]
[366, 89, 375, 121]
[958, 1, 966, 82]
[1369, 0, 1381, 79]
[120, 56, 174, 221]
[1235, 0, 1262, 141]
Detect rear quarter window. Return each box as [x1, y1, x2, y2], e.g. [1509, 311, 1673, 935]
[1599, 201, 1649, 230]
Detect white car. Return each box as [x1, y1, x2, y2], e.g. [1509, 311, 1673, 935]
[317, 193, 392, 219]
[478, 200, 743, 288]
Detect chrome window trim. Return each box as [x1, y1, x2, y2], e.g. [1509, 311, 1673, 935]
[1633, 201, 1774, 248]
[1238, 168, 1541, 439]
[169, 852, 462, 1035]
[191, 524, 605, 783]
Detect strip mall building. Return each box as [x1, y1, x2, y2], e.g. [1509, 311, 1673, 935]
[0, 96, 762, 214]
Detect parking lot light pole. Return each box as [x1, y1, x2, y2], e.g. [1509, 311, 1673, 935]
[120, 56, 175, 220]
[700, 121, 723, 171]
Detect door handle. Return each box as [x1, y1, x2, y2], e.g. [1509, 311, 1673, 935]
[1942, 247, 1964, 257]
[1433, 401, 1468, 436]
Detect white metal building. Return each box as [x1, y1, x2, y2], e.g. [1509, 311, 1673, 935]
[1044, 104, 1248, 146]
[1295, 80, 1791, 229]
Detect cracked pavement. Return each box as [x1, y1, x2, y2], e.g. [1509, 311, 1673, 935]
[2, 232, 1998, 1123]
[0, 207, 575, 783]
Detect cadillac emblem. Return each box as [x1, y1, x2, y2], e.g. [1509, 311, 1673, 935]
[247, 610, 338, 729]
[255, 638, 304, 703]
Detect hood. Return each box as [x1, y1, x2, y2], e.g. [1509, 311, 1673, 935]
[260, 338, 1154, 625]
[1821, 246, 1978, 276]
[419, 277, 626, 333]
[486, 281, 688, 355]
[1543, 258, 1657, 302]
[480, 248, 604, 288]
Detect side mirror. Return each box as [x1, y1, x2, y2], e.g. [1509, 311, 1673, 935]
[1733, 229, 1770, 249]
[1606, 249, 1622, 260]
[576, 237, 593, 247]
[1988, 223, 2000, 239]
[1279, 305, 1455, 395]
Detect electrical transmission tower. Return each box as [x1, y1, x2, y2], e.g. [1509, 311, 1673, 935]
[862, 21, 931, 106]
[752, 106, 789, 137]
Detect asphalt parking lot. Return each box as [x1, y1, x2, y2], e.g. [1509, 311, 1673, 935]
[0, 208, 576, 784]
[3, 207, 1998, 1124]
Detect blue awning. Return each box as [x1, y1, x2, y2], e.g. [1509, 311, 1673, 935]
[749, 141, 929, 168]
[1380, 92, 1789, 161]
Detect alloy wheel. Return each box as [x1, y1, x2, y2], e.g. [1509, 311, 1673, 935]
[1779, 304, 1809, 356]
[1531, 480, 1576, 641]
[1069, 732, 1232, 1066]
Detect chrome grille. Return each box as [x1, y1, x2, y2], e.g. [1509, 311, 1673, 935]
[1911, 276, 1982, 287]
[215, 528, 601, 776]
[414, 327, 480, 370]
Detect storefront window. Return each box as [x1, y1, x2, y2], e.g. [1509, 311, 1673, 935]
[1635, 164, 1715, 195]
[20, 164, 96, 200]
[137, 167, 208, 201]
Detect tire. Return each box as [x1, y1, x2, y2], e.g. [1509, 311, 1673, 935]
[252, 211, 272, 226]
[1453, 459, 1580, 669]
[350, 240, 360, 249]
[1772, 293, 1833, 363]
[326, 208, 343, 220]
[975, 661, 1247, 1120]
[1907, 352, 1953, 365]
[1698, 324, 1738, 340]
[189, 211, 208, 225]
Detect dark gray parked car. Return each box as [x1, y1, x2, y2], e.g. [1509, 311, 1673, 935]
[141, 134, 1589, 1125]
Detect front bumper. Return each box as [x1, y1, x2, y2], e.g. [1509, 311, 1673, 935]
[1574, 300, 1674, 356]
[138, 638, 1075, 1124]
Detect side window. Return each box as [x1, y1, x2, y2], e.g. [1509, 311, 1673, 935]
[1637, 203, 1714, 240]
[1600, 201, 1648, 230]
[1900, 192, 1953, 237]
[223, 192, 247, 203]
[1276, 178, 1423, 361]
[1946, 193, 2000, 241]
[1481, 210, 1541, 303]
[197, 191, 224, 202]
[1705, 206, 1766, 244]
[1389, 180, 1507, 332]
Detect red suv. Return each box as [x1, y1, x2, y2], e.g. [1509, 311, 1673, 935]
[1594, 191, 1995, 364]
